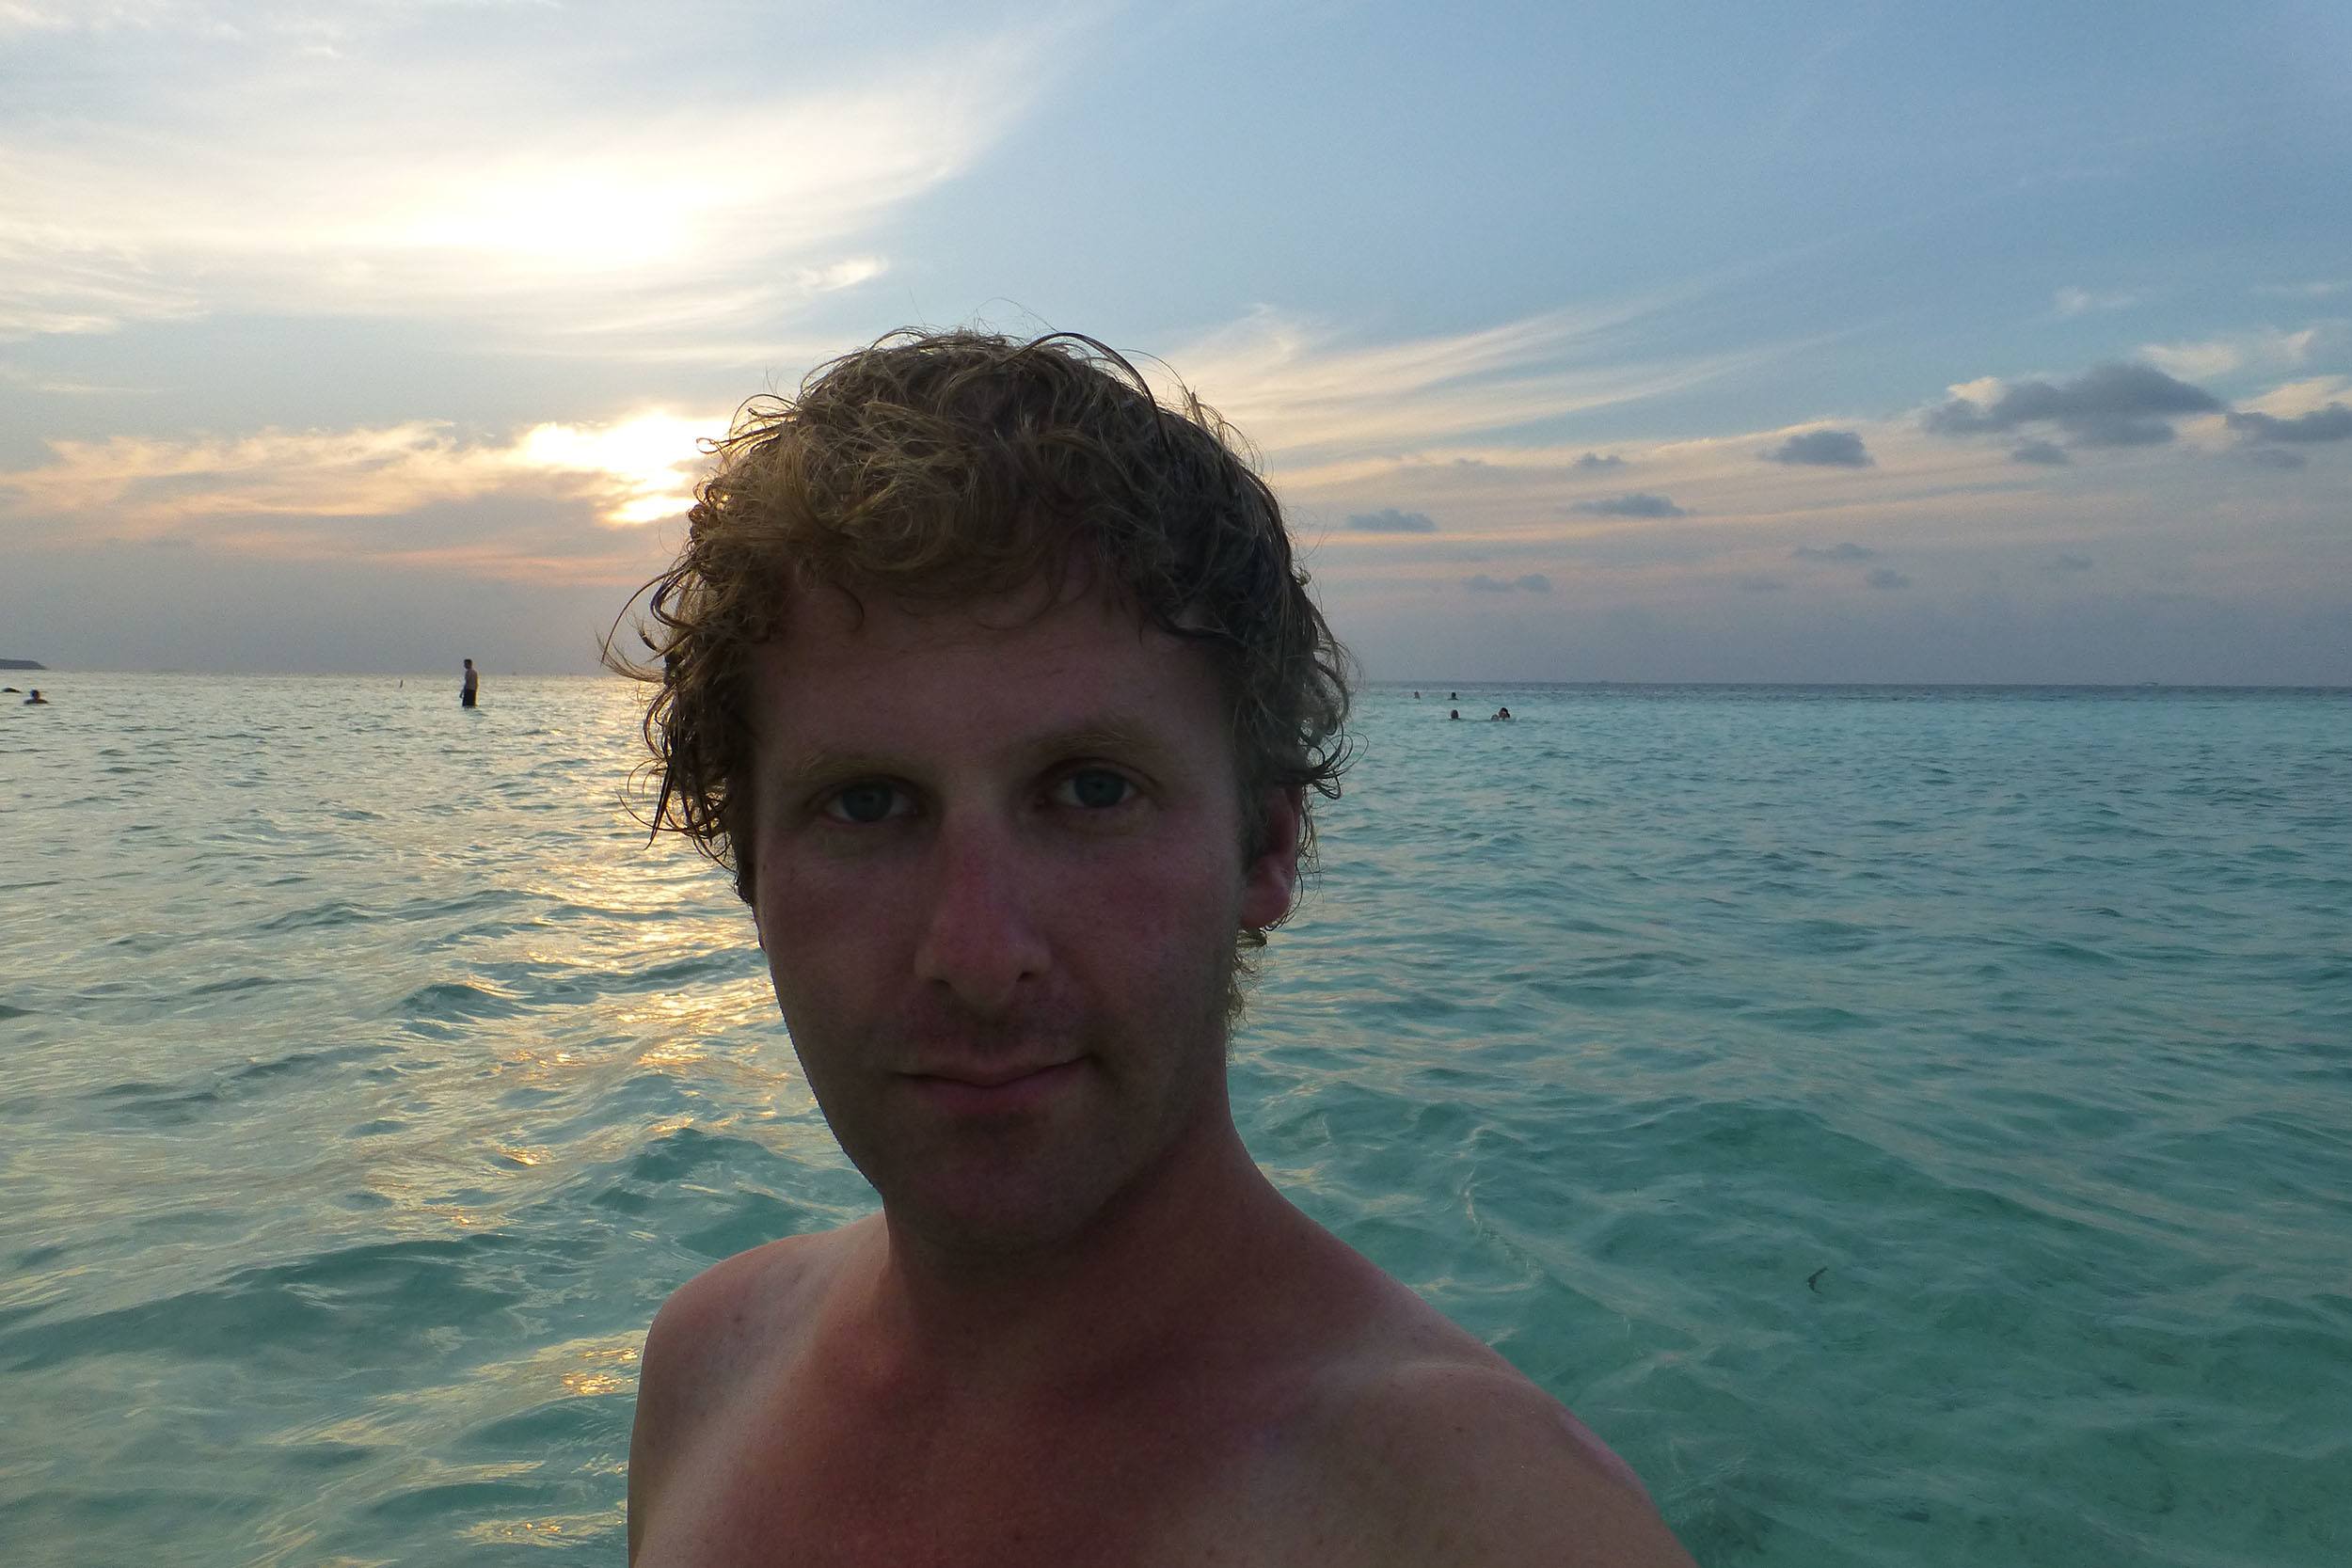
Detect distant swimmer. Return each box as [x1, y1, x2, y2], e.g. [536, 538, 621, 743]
[1449, 707, 1461, 720]
[1493, 706, 1513, 721]
[23, 689, 46, 705]
[460, 657, 480, 709]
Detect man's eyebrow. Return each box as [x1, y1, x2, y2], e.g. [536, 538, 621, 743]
[760, 745, 901, 785]
[1022, 720, 1180, 768]
[764, 721, 1181, 784]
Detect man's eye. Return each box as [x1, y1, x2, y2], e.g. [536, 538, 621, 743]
[1055, 768, 1133, 810]
[825, 783, 904, 823]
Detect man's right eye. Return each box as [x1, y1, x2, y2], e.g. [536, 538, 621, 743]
[824, 783, 904, 824]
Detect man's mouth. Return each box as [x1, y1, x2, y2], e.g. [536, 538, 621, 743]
[900, 1057, 1086, 1113]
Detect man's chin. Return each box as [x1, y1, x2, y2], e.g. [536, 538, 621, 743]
[869, 1144, 1166, 1265]
[883, 1196, 1108, 1266]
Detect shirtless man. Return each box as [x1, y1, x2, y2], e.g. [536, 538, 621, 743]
[615, 330, 1692, 1566]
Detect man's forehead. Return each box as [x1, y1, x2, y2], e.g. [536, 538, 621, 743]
[761, 573, 1180, 665]
[741, 573, 1227, 742]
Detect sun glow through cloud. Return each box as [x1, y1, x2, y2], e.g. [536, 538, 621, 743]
[0, 412, 723, 538]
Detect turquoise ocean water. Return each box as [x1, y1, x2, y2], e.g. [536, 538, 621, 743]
[4, 673, 2347, 1566]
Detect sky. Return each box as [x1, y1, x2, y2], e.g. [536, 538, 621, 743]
[3, 0, 2348, 684]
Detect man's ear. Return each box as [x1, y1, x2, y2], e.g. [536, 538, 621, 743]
[1238, 785, 1305, 932]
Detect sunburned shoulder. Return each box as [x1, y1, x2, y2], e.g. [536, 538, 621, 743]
[628, 1226, 857, 1561]
[640, 1226, 847, 1394]
[1300, 1353, 1694, 1568]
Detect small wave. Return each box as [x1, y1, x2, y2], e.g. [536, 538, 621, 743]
[222, 1048, 336, 1085]
[254, 899, 372, 933]
[391, 887, 531, 923]
[393, 979, 526, 1022]
[85, 1079, 222, 1125]
[186, 974, 277, 998]
[346, 1118, 408, 1137]
[2036, 939, 2122, 966]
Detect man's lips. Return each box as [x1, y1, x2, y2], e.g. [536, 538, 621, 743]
[907, 1060, 1074, 1087]
[899, 1057, 1086, 1111]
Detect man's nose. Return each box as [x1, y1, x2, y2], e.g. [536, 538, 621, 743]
[912, 820, 1051, 1016]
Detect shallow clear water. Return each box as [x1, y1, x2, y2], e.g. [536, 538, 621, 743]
[4, 674, 2348, 1566]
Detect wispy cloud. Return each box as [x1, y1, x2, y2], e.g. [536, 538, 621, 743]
[2140, 325, 2338, 381]
[0, 6, 1063, 348]
[1167, 303, 1763, 463]
[1792, 542, 1876, 562]
[1344, 507, 1439, 532]
[0, 411, 723, 541]
[2054, 286, 2139, 317]
[2254, 279, 2351, 300]
[1465, 572, 1552, 594]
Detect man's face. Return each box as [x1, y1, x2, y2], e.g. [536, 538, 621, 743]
[742, 579, 1301, 1256]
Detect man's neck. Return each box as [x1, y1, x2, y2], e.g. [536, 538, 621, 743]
[835, 1106, 1308, 1405]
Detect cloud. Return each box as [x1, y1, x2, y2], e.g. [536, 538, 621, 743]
[1922, 361, 2221, 448]
[0, 412, 723, 534]
[2051, 554, 2094, 573]
[1464, 573, 1552, 594]
[1568, 492, 1687, 518]
[2010, 440, 2071, 466]
[2254, 279, 2350, 300]
[1866, 567, 1912, 590]
[2141, 325, 2335, 381]
[1763, 429, 1872, 467]
[1344, 507, 1439, 532]
[1573, 451, 1627, 469]
[2224, 403, 2352, 444]
[1738, 577, 1788, 593]
[794, 256, 890, 293]
[1168, 301, 1759, 463]
[1791, 542, 1876, 562]
[2055, 287, 2139, 317]
[0, 8, 1057, 348]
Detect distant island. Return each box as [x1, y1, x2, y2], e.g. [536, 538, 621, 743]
[0, 658, 45, 671]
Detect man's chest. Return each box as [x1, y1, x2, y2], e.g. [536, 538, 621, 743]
[637, 1383, 1353, 1568]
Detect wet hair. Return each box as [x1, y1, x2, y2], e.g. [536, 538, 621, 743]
[606, 328, 1352, 943]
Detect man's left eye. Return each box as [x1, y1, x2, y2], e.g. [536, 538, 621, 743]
[1054, 768, 1133, 809]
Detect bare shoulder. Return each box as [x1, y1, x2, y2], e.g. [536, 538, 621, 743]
[1329, 1353, 1692, 1566]
[627, 1222, 861, 1561]
[1252, 1224, 1691, 1567]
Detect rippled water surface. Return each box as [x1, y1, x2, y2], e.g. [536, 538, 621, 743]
[4, 674, 2348, 1566]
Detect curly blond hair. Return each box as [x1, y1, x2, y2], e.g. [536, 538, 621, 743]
[606, 329, 1351, 939]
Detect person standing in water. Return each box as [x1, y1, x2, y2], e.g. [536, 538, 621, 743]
[460, 658, 480, 709]
[612, 329, 1691, 1566]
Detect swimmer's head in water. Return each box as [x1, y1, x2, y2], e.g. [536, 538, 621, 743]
[609, 328, 1354, 927]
